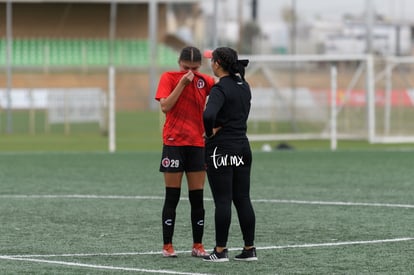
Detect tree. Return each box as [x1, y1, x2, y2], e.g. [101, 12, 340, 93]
[240, 20, 261, 54]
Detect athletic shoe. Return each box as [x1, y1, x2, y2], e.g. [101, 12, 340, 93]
[162, 243, 177, 257]
[203, 247, 229, 262]
[192, 243, 209, 257]
[234, 247, 258, 261]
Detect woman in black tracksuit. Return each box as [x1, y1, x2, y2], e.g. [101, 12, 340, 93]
[202, 47, 257, 262]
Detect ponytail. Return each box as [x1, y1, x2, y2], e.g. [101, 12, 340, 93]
[234, 59, 249, 81]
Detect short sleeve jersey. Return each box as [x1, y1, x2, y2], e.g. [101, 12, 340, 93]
[155, 71, 215, 147]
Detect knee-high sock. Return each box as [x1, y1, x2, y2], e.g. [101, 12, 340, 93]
[189, 189, 205, 244]
[162, 187, 181, 244]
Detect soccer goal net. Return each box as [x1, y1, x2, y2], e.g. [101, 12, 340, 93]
[241, 54, 414, 147]
[372, 56, 414, 143]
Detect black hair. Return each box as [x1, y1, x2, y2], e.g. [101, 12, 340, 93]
[211, 47, 249, 81]
[179, 46, 202, 63]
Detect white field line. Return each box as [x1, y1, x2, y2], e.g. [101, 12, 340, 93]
[252, 199, 414, 209]
[1, 194, 413, 209]
[0, 256, 214, 275]
[0, 194, 164, 200]
[256, 237, 414, 250]
[3, 237, 414, 259]
[1, 238, 412, 274]
[1, 196, 412, 273]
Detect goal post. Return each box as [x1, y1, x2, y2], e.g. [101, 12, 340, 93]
[370, 55, 414, 143]
[241, 53, 414, 147]
[240, 54, 374, 148]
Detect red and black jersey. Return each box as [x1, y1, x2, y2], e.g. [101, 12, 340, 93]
[155, 71, 215, 147]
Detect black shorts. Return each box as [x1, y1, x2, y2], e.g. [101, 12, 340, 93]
[159, 145, 206, 173]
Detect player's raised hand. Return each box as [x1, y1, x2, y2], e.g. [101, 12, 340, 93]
[180, 70, 194, 86]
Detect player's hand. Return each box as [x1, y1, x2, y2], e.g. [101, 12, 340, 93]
[180, 71, 194, 86]
[212, 127, 222, 135]
[204, 127, 222, 139]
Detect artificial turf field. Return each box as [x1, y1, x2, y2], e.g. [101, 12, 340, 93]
[0, 150, 413, 274]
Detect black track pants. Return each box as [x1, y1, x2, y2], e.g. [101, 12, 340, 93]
[205, 140, 256, 247]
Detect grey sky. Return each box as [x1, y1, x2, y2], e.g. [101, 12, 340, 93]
[201, 0, 414, 23]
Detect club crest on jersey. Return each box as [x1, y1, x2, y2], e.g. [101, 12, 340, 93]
[161, 157, 170, 168]
[197, 79, 205, 89]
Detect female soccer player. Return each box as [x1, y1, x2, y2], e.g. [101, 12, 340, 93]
[155, 46, 215, 257]
[202, 47, 257, 262]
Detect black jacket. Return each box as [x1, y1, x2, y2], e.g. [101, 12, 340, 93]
[203, 75, 251, 142]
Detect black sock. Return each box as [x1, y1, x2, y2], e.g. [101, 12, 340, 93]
[189, 189, 205, 244]
[162, 187, 181, 244]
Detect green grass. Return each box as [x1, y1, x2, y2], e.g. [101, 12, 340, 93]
[0, 111, 162, 152]
[0, 151, 413, 274]
[2, 110, 414, 153]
